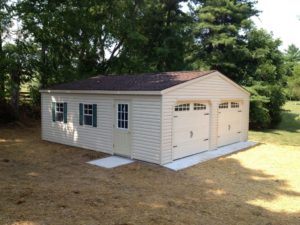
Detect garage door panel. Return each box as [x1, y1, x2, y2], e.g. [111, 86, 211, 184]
[173, 120, 200, 129]
[174, 141, 209, 159]
[172, 102, 210, 160]
[173, 129, 209, 145]
[218, 102, 242, 147]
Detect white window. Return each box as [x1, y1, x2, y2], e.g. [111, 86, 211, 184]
[174, 103, 190, 111]
[117, 104, 128, 129]
[84, 104, 93, 126]
[219, 102, 228, 109]
[231, 102, 239, 108]
[194, 103, 206, 110]
[55, 103, 64, 122]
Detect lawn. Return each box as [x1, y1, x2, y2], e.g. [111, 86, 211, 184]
[249, 101, 300, 146]
[0, 102, 300, 225]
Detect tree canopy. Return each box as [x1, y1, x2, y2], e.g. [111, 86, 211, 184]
[0, 0, 295, 128]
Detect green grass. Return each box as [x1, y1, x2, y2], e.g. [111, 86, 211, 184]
[249, 101, 300, 146]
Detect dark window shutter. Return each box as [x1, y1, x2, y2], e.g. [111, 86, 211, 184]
[52, 102, 56, 122]
[79, 103, 83, 125]
[92, 104, 97, 127]
[63, 102, 67, 124]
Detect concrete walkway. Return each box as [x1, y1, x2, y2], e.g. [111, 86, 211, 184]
[88, 156, 134, 169]
[163, 141, 257, 171]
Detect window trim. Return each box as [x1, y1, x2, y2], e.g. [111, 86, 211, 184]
[83, 103, 94, 126]
[116, 103, 129, 130]
[55, 102, 64, 122]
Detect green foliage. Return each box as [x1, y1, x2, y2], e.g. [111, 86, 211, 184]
[193, 0, 259, 82]
[3, 40, 37, 117]
[191, 1, 287, 129]
[286, 64, 300, 100]
[284, 45, 300, 100]
[245, 83, 286, 129]
[244, 29, 287, 85]
[0, 0, 293, 129]
[0, 0, 12, 101]
[29, 84, 40, 107]
[105, 0, 193, 73]
[285, 44, 300, 64]
[16, 0, 192, 87]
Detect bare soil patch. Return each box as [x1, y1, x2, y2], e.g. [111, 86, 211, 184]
[1, 121, 300, 225]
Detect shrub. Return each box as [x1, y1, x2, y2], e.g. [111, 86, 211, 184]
[29, 85, 41, 107]
[245, 83, 286, 129]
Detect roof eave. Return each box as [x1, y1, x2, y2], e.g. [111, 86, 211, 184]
[39, 89, 163, 95]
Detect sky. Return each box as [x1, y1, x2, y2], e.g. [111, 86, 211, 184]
[251, 0, 300, 51]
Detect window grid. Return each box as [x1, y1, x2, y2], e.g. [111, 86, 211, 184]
[84, 104, 93, 126]
[55, 103, 64, 122]
[219, 102, 229, 109]
[231, 102, 239, 108]
[194, 103, 206, 110]
[117, 104, 128, 129]
[174, 103, 190, 111]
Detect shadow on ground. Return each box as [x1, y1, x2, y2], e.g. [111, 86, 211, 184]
[0, 123, 300, 225]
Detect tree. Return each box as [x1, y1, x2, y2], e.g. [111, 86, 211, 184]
[244, 29, 286, 85]
[16, 0, 193, 87]
[285, 44, 300, 63]
[284, 44, 300, 76]
[3, 41, 36, 117]
[191, 1, 286, 128]
[287, 63, 300, 100]
[192, 0, 259, 82]
[111, 0, 193, 73]
[242, 29, 287, 128]
[0, 0, 12, 101]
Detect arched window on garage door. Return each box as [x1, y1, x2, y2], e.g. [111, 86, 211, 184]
[194, 103, 206, 110]
[219, 102, 229, 109]
[231, 102, 239, 108]
[174, 103, 190, 111]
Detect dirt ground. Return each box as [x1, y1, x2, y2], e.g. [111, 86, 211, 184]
[1, 121, 300, 225]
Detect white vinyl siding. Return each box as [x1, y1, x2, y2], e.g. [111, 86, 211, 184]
[42, 93, 113, 153]
[131, 98, 161, 163]
[41, 93, 161, 164]
[161, 72, 249, 164]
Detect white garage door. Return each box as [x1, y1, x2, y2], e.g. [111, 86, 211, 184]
[172, 102, 210, 160]
[218, 101, 242, 147]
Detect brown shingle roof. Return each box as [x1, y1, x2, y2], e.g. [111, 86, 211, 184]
[47, 70, 216, 91]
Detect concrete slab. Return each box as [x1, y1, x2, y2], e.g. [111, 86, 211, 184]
[87, 156, 134, 169]
[163, 141, 257, 171]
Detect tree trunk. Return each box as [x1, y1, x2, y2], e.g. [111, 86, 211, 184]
[40, 43, 47, 88]
[10, 72, 20, 118]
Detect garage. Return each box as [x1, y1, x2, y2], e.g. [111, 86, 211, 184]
[172, 102, 210, 159]
[217, 101, 242, 147]
[41, 70, 249, 165]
